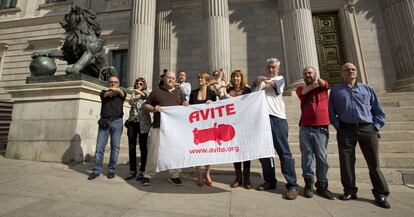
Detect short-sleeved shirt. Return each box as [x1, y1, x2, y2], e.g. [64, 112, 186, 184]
[145, 87, 184, 128]
[296, 80, 330, 126]
[99, 88, 126, 119]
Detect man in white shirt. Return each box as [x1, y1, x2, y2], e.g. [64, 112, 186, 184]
[178, 70, 191, 102]
[252, 58, 299, 200]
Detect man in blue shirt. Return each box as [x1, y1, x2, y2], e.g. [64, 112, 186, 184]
[329, 63, 390, 209]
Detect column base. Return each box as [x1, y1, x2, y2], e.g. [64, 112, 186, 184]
[393, 76, 414, 92]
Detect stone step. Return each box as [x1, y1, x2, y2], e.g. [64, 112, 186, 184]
[283, 100, 414, 108]
[381, 100, 414, 107]
[287, 122, 414, 132]
[286, 130, 414, 143]
[110, 152, 414, 170]
[285, 112, 414, 122]
[286, 141, 414, 155]
[240, 167, 405, 185]
[281, 92, 414, 107]
[284, 106, 414, 115]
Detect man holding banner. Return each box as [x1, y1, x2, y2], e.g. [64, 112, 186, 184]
[156, 80, 275, 184]
[252, 58, 300, 200]
[142, 70, 186, 186]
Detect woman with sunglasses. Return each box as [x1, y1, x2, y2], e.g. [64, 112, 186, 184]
[124, 78, 151, 181]
[189, 72, 218, 187]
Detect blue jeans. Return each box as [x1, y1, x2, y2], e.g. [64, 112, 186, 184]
[92, 118, 123, 174]
[299, 126, 329, 187]
[259, 115, 298, 189]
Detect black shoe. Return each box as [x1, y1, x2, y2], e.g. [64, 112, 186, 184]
[303, 186, 314, 198]
[136, 173, 144, 181]
[168, 177, 182, 186]
[375, 196, 391, 209]
[316, 189, 335, 200]
[88, 173, 99, 180]
[107, 172, 115, 179]
[124, 172, 137, 180]
[256, 182, 276, 191]
[339, 193, 358, 200]
[142, 177, 151, 186]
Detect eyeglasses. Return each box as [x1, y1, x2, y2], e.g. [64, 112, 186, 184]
[109, 81, 119, 84]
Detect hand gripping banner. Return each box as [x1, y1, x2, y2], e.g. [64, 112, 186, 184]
[157, 91, 275, 171]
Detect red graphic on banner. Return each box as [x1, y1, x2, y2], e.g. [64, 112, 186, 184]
[193, 123, 236, 145]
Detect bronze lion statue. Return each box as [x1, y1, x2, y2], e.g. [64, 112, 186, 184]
[32, 6, 114, 79]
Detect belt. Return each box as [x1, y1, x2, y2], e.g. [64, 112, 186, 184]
[102, 117, 121, 122]
[340, 121, 371, 127]
[303, 125, 328, 129]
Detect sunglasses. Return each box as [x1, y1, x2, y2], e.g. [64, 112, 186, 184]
[136, 82, 144, 86]
[109, 81, 119, 84]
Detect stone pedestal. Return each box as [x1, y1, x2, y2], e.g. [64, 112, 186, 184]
[5, 75, 109, 163]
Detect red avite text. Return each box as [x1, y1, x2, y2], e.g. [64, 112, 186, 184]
[189, 104, 236, 123]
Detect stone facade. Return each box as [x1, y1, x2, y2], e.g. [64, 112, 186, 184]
[0, 0, 411, 96]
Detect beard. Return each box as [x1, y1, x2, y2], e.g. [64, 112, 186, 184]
[304, 76, 315, 85]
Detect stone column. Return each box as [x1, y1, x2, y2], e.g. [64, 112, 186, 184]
[379, 0, 414, 91]
[127, 0, 156, 89]
[154, 0, 172, 85]
[279, 0, 319, 89]
[202, 0, 231, 76]
[338, 2, 367, 83]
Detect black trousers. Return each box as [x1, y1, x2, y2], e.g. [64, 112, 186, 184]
[233, 161, 251, 171]
[127, 122, 149, 173]
[336, 123, 389, 197]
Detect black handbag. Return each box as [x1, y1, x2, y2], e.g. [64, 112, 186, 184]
[124, 119, 130, 127]
[98, 118, 110, 129]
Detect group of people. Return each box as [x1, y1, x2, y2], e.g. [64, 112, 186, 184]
[86, 58, 391, 209]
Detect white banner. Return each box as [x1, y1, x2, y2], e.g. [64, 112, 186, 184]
[157, 91, 275, 171]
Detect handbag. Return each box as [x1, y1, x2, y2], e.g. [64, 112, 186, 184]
[98, 118, 110, 129]
[124, 119, 130, 128]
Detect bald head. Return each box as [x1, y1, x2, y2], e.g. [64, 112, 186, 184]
[163, 70, 176, 89]
[341, 63, 358, 84]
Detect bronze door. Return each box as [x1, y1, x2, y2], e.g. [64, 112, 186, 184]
[313, 12, 345, 86]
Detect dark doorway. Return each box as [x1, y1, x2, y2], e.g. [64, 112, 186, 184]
[313, 12, 345, 86]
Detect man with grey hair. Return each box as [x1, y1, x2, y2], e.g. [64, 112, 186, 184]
[252, 58, 299, 200]
[329, 62, 390, 208]
[142, 70, 186, 186]
[295, 66, 334, 200]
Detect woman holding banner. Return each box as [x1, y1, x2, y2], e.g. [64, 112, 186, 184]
[227, 70, 252, 189]
[189, 72, 218, 187]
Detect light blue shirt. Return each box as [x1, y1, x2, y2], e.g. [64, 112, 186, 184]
[179, 81, 191, 101]
[329, 82, 385, 130]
